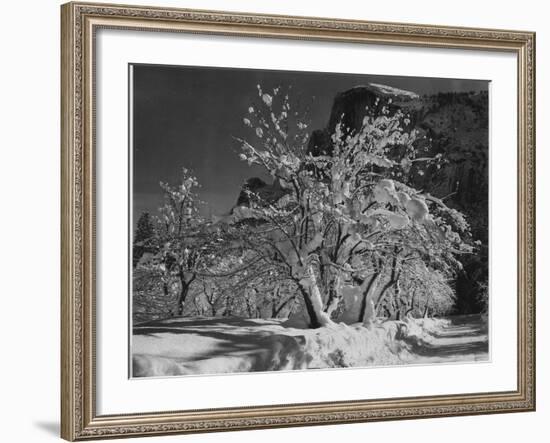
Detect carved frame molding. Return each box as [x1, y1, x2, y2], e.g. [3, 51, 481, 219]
[61, 2, 535, 440]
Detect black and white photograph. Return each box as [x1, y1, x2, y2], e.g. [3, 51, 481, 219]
[130, 64, 489, 378]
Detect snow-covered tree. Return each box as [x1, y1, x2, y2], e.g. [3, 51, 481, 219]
[135, 168, 224, 316]
[234, 86, 472, 328]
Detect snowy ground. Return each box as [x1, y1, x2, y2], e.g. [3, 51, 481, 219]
[132, 315, 488, 377]
[404, 315, 489, 364]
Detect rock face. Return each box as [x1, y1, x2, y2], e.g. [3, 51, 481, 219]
[234, 177, 286, 208]
[408, 92, 489, 228]
[308, 85, 405, 156]
[405, 91, 489, 314]
[308, 84, 419, 156]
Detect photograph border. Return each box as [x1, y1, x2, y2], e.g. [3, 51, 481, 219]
[61, 2, 536, 440]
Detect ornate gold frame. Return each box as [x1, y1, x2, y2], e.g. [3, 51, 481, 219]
[61, 2, 536, 440]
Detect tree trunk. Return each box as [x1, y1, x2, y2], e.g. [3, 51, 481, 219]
[374, 256, 402, 318]
[270, 286, 280, 318]
[176, 272, 196, 316]
[192, 295, 202, 316]
[176, 283, 190, 316]
[358, 273, 381, 327]
[245, 294, 255, 318]
[405, 289, 417, 318]
[393, 278, 402, 320]
[423, 293, 433, 318]
[324, 275, 343, 318]
[297, 265, 334, 328]
[374, 280, 395, 313]
[423, 305, 430, 318]
[298, 285, 321, 328]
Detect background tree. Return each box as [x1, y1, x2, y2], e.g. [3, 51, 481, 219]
[133, 212, 155, 268]
[135, 168, 225, 316]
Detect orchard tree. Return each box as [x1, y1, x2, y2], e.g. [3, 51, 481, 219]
[233, 85, 472, 328]
[136, 168, 224, 316]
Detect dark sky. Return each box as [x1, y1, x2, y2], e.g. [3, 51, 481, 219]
[132, 63, 488, 222]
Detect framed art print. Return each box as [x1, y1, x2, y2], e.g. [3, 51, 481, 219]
[61, 2, 536, 440]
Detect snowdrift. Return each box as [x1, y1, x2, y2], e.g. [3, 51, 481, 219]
[131, 316, 478, 377]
